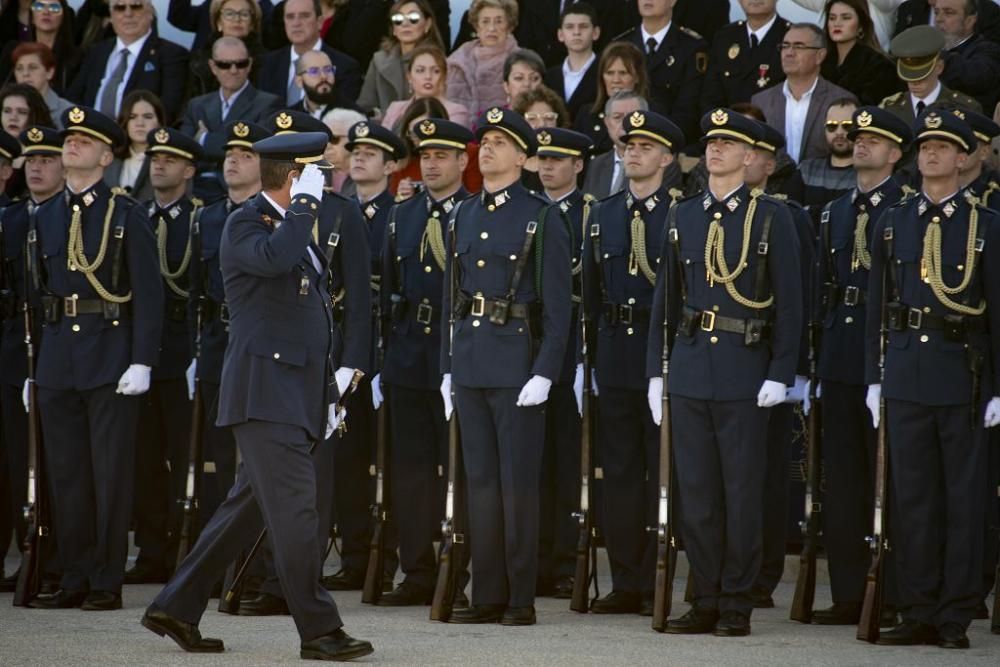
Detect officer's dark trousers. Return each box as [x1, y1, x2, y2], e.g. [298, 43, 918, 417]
[984, 426, 1000, 602]
[153, 420, 343, 641]
[454, 384, 544, 607]
[672, 396, 768, 617]
[597, 386, 657, 596]
[887, 399, 986, 629]
[197, 381, 236, 524]
[756, 402, 793, 594]
[538, 382, 581, 585]
[39, 384, 138, 593]
[1, 383, 28, 558]
[332, 380, 375, 574]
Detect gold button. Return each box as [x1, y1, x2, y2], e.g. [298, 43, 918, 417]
[923, 306, 931, 313]
[712, 305, 719, 312]
[72, 204, 80, 212]
[627, 297, 635, 305]
[480, 232, 489, 240]
[920, 334, 929, 343]
[845, 316, 854, 324]
[421, 297, 429, 304]
[432, 211, 440, 218]
[517, 327, 523, 333]
[626, 327, 634, 335]
[603, 253, 610, 259]
[713, 212, 722, 220]
[710, 335, 718, 344]
[932, 216, 940, 223]
[476, 259, 486, 268]
[488, 204, 496, 212]
[472, 320, 481, 327]
[957, 264, 964, 270]
[424, 265, 432, 273]
[424, 326, 431, 334]
[594, 125, 600, 131]
[112, 320, 119, 326]
[72, 324, 80, 332]
[508, 254, 517, 261]
[273, 353, 281, 359]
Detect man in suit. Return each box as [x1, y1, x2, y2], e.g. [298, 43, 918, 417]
[544, 3, 601, 125]
[894, 0, 1000, 45]
[257, 0, 361, 107]
[582, 91, 647, 199]
[67, 0, 189, 123]
[180, 37, 283, 204]
[142, 133, 373, 661]
[936, 0, 1000, 114]
[751, 23, 858, 164]
[289, 50, 362, 119]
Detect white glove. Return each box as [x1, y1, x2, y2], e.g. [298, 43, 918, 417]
[290, 163, 324, 201]
[866, 384, 882, 429]
[757, 380, 787, 408]
[785, 375, 808, 404]
[185, 359, 197, 401]
[371, 373, 384, 411]
[22, 378, 30, 413]
[516, 375, 552, 407]
[573, 363, 584, 416]
[984, 396, 1000, 428]
[591, 368, 599, 396]
[440, 373, 453, 420]
[116, 364, 152, 396]
[334, 367, 355, 397]
[648, 377, 664, 426]
[325, 403, 346, 439]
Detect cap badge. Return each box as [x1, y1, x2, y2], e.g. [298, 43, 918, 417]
[629, 111, 645, 128]
[925, 113, 942, 129]
[486, 107, 503, 124]
[711, 109, 728, 126]
[276, 112, 293, 130]
[857, 111, 873, 128]
[155, 128, 170, 144]
[419, 119, 436, 135]
[68, 107, 85, 124]
[234, 123, 249, 138]
[355, 123, 370, 138]
[27, 127, 43, 143]
[537, 130, 551, 145]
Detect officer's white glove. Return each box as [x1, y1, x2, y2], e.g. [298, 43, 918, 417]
[334, 367, 355, 397]
[573, 363, 584, 416]
[185, 359, 197, 400]
[371, 373, 384, 411]
[290, 163, 324, 201]
[440, 373, 453, 420]
[785, 375, 808, 404]
[325, 403, 346, 439]
[517, 375, 552, 407]
[985, 396, 1000, 428]
[592, 368, 599, 396]
[116, 364, 152, 396]
[802, 380, 813, 416]
[866, 384, 882, 429]
[22, 378, 30, 413]
[648, 377, 664, 426]
[757, 380, 787, 408]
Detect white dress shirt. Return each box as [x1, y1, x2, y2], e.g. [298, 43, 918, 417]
[261, 192, 322, 273]
[910, 81, 942, 114]
[641, 21, 672, 53]
[562, 52, 596, 102]
[119, 147, 146, 191]
[747, 14, 778, 46]
[95, 31, 152, 117]
[220, 80, 250, 122]
[783, 77, 819, 163]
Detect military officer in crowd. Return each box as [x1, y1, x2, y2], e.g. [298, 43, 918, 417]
[581, 110, 682, 615]
[813, 106, 911, 625]
[647, 109, 803, 636]
[956, 110, 1000, 207]
[440, 107, 571, 625]
[376, 118, 472, 607]
[0, 133, 17, 208]
[128, 128, 205, 585]
[865, 110, 1000, 649]
[28, 106, 164, 610]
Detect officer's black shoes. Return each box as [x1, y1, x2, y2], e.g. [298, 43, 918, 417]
[124, 562, 169, 585]
[142, 607, 225, 653]
[552, 576, 574, 600]
[0, 569, 19, 592]
[29, 588, 88, 609]
[376, 582, 433, 606]
[300, 628, 374, 661]
[589, 590, 640, 614]
[501, 606, 536, 626]
[749, 586, 774, 609]
[639, 593, 654, 617]
[937, 623, 970, 649]
[237, 592, 290, 616]
[448, 603, 506, 624]
[80, 590, 122, 611]
[875, 620, 939, 646]
[713, 610, 751, 637]
[811, 602, 861, 625]
[879, 605, 899, 628]
[665, 607, 720, 634]
[321, 569, 365, 591]
[973, 602, 989, 620]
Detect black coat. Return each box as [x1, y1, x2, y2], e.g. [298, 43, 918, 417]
[257, 43, 362, 106]
[821, 43, 903, 107]
[544, 57, 599, 124]
[942, 33, 1000, 113]
[701, 17, 790, 112]
[894, 0, 1000, 45]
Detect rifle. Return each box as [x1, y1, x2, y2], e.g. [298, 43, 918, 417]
[992, 549, 1000, 634]
[570, 310, 597, 612]
[361, 351, 390, 602]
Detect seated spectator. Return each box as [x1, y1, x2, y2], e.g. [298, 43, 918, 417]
[936, 0, 1000, 113]
[74, 0, 117, 50]
[513, 85, 570, 191]
[798, 98, 858, 206]
[104, 89, 163, 202]
[0, 0, 79, 93]
[791, 0, 904, 49]
[0, 0, 35, 46]
[168, 0, 274, 53]
[390, 97, 482, 197]
[10, 42, 74, 127]
[821, 0, 902, 105]
[894, 0, 1000, 45]
[0, 131, 18, 206]
[544, 2, 601, 125]
[446, 0, 519, 119]
[186, 0, 267, 100]
[502, 48, 545, 107]
[581, 89, 647, 199]
[322, 106, 366, 196]
[957, 109, 1000, 195]
[574, 40, 649, 157]
[0, 82, 52, 198]
[357, 0, 444, 118]
[381, 44, 470, 132]
[320, 0, 445, 72]
[291, 49, 360, 118]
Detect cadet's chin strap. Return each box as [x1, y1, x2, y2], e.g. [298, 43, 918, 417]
[68, 195, 132, 303]
[158, 206, 198, 298]
[703, 191, 773, 309]
[921, 208, 985, 316]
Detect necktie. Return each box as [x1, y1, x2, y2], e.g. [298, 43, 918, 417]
[916, 100, 926, 116]
[287, 64, 302, 106]
[610, 160, 625, 194]
[646, 37, 657, 56]
[750, 33, 759, 50]
[99, 48, 130, 117]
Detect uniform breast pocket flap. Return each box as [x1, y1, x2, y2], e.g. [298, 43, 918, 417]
[249, 335, 307, 367]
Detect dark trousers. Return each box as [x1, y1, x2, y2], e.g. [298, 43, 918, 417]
[1, 383, 28, 560]
[332, 380, 375, 574]
[538, 382, 581, 584]
[984, 425, 1000, 601]
[454, 384, 544, 607]
[887, 399, 986, 629]
[39, 384, 139, 593]
[197, 381, 236, 524]
[153, 420, 343, 642]
[756, 403, 794, 594]
[597, 386, 658, 596]
[672, 396, 768, 617]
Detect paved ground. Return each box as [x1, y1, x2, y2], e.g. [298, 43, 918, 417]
[4, 548, 999, 666]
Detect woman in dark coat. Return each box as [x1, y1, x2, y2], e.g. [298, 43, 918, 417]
[820, 0, 902, 106]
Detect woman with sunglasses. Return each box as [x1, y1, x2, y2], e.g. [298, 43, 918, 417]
[820, 0, 901, 106]
[0, 0, 78, 93]
[446, 0, 520, 118]
[573, 40, 649, 158]
[381, 44, 470, 132]
[186, 0, 265, 99]
[103, 89, 164, 203]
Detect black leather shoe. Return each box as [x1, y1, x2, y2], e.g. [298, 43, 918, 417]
[875, 620, 938, 646]
[552, 576, 574, 600]
[713, 610, 751, 637]
[301, 628, 373, 661]
[749, 587, 774, 609]
[879, 605, 899, 628]
[590, 590, 640, 614]
[321, 569, 365, 591]
[665, 607, 719, 634]
[237, 592, 290, 616]
[0, 570, 19, 592]
[937, 623, 970, 649]
[29, 588, 88, 609]
[376, 582, 433, 606]
[812, 602, 861, 625]
[501, 605, 536, 626]
[639, 594, 654, 617]
[124, 562, 169, 585]
[81, 591, 122, 611]
[974, 602, 989, 620]
[448, 604, 505, 624]
[141, 607, 225, 653]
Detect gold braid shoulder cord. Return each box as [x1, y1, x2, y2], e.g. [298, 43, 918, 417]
[851, 206, 870, 272]
[921, 205, 985, 316]
[628, 190, 678, 286]
[157, 204, 199, 298]
[573, 195, 596, 279]
[420, 215, 448, 271]
[67, 194, 131, 303]
[704, 188, 772, 309]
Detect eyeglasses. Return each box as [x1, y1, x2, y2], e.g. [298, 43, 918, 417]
[111, 2, 146, 13]
[477, 16, 507, 28]
[825, 120, 855, 132]
[301, 65, 336, 77]
[524, 112, 559, 123]
[213, 59, 251, 70]
[30, 1, 62, 13]
[391, 11, 422, 26]
[779, 42, 823, 52]
[221, 8, 252, 21]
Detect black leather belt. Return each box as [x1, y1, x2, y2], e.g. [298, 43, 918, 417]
[891, 304, 985, 333]
[415, 302, 434, 325]
[202, 299, 230, 324]
[838, 284, 866, 306]
[455, 292, 533, 320]
[602, 303, 650, 325]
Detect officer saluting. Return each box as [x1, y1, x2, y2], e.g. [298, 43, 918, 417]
[865, 111, 1000, 649]
[27, 107, 164, 611]
[646, 109, 803, 636]
[441, 107, 571, 626]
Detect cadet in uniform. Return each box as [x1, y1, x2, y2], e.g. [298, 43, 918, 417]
[128, 128, 205, 584]
[647, 109, 803, 636]
[143, 133, 373, 662]
[440, 107, 571, 625]
[865, 111, 1000, 649]
[28, 106, 164, 610]
[582, 110, 683, 615]
[376, 118, 473, 606]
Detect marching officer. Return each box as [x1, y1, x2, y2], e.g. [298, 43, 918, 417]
[582, 110, 683, 615]
[128, 128, 205, 584]
[865, 110, 1000, 649]
[440, 107, 571, 625]
[647, 109, 803, 636]
[813, 106, 911, 625]
[28, 106, 164, 610]
[376, 118, 472, 606]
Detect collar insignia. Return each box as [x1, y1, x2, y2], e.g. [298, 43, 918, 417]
[645, 196, 659, 212]
[726, 196, 740, 212]
[364, 203, 377, 219]
[169, 205, 181, 219]
[443, 198, 454, 213]
[942, 200, 956, 218]
[870, 191, 882, 207]
[703, 195, 712, 210]
[559, 200, 570, 213]
[918, 198, 928, 215]
[83, 191, 95, 207]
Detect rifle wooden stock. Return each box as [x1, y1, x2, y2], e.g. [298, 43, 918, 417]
[992, 556, 999, 634]
[570, 317, 595, 613]
[857, 397, 889, 643]
[651, 320, 676, 632]
[362, 397, 389, 604]
[175, 379, 204, 571]
[430, 413, 464, 621]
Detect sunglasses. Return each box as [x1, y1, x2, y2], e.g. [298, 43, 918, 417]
[301, 65, 336, 77]
[111, 2, 146, 13]
[213, 59, 251, 70]
[825, 120, 855, 132]
[391, 11, 423, 26]
[31, 1, 62, 13]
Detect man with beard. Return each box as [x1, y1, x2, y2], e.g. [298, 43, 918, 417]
[291, 50, 361, 119]
[797, 99, 858, 207]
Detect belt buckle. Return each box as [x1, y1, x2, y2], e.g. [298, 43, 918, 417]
[843, 285, 859, 306]
[700, 310, 715, 332]
[471, 293, 485, 317]
[416, 303, 433, 325]
[907, 307, 922, 329]
[64, 295, 78, 317]
[620, 304, 633, 325]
